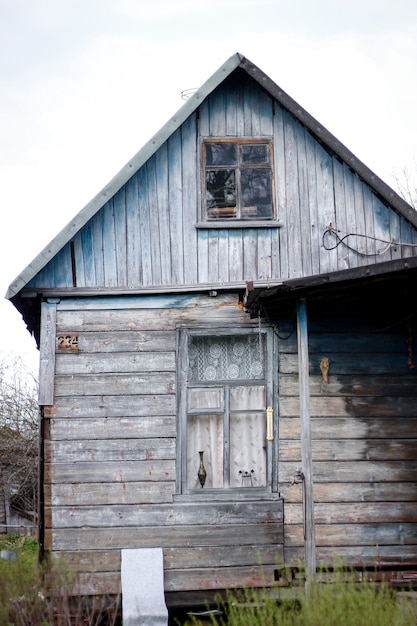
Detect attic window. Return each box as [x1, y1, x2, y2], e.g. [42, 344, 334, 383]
[202, 139, 275, 222]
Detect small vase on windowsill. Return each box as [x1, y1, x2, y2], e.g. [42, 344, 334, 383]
[197, 450, 207, 488]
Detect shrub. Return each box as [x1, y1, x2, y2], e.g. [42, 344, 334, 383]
[0, 536, 120, 625]
[185, 567, 415, 626]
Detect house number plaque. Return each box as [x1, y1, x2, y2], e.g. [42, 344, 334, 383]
[56, 334, 79, 351]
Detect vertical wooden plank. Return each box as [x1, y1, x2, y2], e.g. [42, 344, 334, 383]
[81, 222, 96, 287]
[91, 209, 105, 286]
[181, 115, 198, 285]
[297, 298, 316, 578]
[225, 85, 238, 136]
[197, 229, 209, 284]
[53, 244, 73, 288]
[243, 229, 258, 280]
[209, 89, 226, 136]
[315, 144, 335, 274]
[138, 167, 152, 285]
[284, 112, 302, 278]
[273, 103, 287, 278]
[296, 124, 312, 277]
[168, 128, 184, 284]
[72, 231, 86, 288]
[342, 165, 357, 269]
[373, 195, 392, 265]
[114, 187, 128, 285]
[102, 199, 118, 287]
[306, 131, 320, 276]
[228, 230, 242, 283]
[155, 143, 172, 285]
[39, 300, 56, 406]
[333, 159, 349, 272]
[352, 174, 367, 267]
[147, 157, 162, 285]
[126, 173, 142, 287]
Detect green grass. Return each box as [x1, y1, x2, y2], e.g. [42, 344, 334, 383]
[184, 567, 416, 626]
[0, 535, 120, 625]
[1, 539, 415, 625]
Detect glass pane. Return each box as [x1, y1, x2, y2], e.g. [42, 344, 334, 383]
[188, 387, 223, 411]
[205, 142, 237, 166]
[188, 334, 265, 382]
[206, 170, 236, 213]
[187, 414, 223, 488]
[241, 169, 273, 218]
[230, 385, 266, 411]
[229, 412, 266, 487]
[241, 144, 269, 164]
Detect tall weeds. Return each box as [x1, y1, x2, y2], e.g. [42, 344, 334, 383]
[186, 567, 415, 626]
[0, 536, 120, 625]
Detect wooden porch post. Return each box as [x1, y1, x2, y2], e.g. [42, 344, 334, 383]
[297, 298, 316, 579]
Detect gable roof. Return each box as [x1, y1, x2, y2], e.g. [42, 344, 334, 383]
[6, 52, 416, 301]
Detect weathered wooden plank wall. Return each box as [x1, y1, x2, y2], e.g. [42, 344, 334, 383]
[278, 297, 417, 570]
[26, 73, 417, 293]
[44, 293, 284, 596]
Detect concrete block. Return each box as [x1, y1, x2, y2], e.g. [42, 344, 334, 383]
[121, 547, 168, 626]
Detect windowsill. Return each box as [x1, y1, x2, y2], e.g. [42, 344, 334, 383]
[173, 488, 282, 502]
[195, 220, 283, 229]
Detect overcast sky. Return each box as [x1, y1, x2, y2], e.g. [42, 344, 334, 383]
[2, 0, 417, 373]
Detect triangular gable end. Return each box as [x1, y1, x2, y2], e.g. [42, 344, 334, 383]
[6, 53, 417, 305]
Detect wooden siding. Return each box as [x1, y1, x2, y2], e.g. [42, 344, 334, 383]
[26, 73, 417, 293]
[277, 296, 417, 570]
[43, 293, 284, 596]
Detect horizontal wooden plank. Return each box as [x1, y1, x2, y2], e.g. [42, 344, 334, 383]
[45, 438, 175, 463]
[61, 544, 284, 573]
[56, 300, 248, 332]
[278, 460, 417, 483]
[45, 395, 175, 419]
[285, 522, 417, 547]
[48, 416, 176, 440]
[280, 354, 415, 376]
[75, 564, 281, 596]
[284, 502, 417, 525]
[279, 396, 417, 418]
[46, 481, 175, 506]
[55, 351, 175, 374]
[280, 416, 417, 440]
[54, 372, 175, 396]
[279, 373, 417, 396]
[46, 521, 284, 551]
[56, 293, 237, 311]
[44, 459, 175, 483]
[279, 439, 417, 462]
[279, 333, 410, 355]
[46, 500, 284, 529]
[281, 482, 417, 504]
[54, 330, 176, 353]
[285, 544, 417, 569]
[74, 564, 280, 595]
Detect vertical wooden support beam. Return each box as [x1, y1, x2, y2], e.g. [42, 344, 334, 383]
[297, 298, 316, 579]
[38, 300, 57, 406]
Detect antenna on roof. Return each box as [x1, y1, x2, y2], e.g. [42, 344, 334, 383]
[181, 88, 197, 100]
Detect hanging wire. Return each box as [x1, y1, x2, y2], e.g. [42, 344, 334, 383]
[322, 225, 417, 257]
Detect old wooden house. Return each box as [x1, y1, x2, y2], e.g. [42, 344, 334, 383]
[6, 53, 417, 611]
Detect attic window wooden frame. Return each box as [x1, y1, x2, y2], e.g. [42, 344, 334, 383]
[197, 138, 282, 229]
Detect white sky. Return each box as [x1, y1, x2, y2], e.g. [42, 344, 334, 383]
[2, 0, 417, 374]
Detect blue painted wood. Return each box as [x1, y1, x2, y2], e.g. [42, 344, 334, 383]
[25, 72, 417, 292]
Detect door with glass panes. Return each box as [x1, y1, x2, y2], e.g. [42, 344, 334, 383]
[178, 327, 277, 494]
